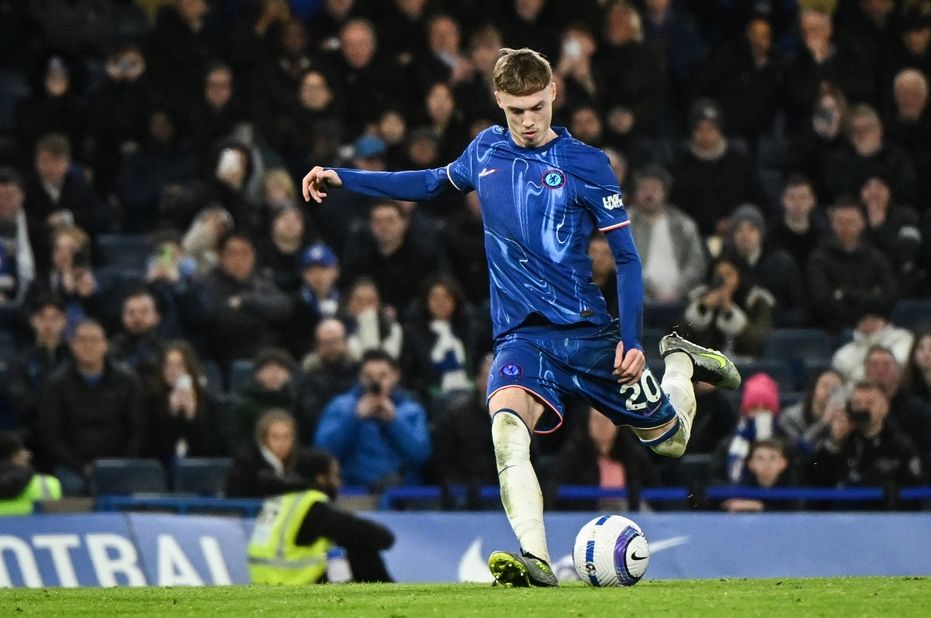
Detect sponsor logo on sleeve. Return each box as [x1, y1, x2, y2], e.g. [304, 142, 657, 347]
[602, 193, 624, 210]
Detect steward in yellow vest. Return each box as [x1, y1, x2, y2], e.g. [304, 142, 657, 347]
[248, 448, 395, 584]
[0, 432, 62, 516]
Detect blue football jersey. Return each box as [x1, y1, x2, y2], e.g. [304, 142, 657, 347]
[445, 126, 630, 339]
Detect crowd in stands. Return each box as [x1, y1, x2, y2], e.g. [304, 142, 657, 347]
[1, 0, 931, 511]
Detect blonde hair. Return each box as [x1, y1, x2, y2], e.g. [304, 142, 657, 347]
[493, 47, 552, 95]
[264, 168, 298, 201]
[255, 409, 297, 446]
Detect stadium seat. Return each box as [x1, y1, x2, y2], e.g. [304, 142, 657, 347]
[91, 458, 168, 495]
[96, 234, 152, 269]
[643, 301, 686, 331]
[890, 299, 931, 333]
[762, 328, 836, 363]
[734, 358, 797, 391]
[173, 458, 233, 496]
[228, 359, 255, 393]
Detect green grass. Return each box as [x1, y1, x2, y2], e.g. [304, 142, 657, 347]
[3, 578, 928, 617]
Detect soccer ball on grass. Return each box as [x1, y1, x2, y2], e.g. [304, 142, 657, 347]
[572, 515, 650, 586]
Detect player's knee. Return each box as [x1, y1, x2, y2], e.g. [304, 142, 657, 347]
[650, 437, 686, 458]
[640, 418, 689, 458]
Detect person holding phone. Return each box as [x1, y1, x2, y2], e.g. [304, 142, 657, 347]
[313, 350, 431, 490]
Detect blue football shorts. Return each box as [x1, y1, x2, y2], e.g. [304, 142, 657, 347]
[486, 323, 677, 433]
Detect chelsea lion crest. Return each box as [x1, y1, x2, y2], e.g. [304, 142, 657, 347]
[542, 170, 565, 189]
[500, 363, 523, 378]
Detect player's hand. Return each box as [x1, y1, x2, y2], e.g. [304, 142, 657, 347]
[613, 342, 645, 385]
[302, 166, 343, 203]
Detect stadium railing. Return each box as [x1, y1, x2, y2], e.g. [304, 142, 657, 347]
[85, 485, 931, 514]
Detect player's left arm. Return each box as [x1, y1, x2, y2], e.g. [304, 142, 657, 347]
[577, 150, 644, 383]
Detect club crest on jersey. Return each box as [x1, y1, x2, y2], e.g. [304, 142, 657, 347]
[542, 170, 565, 189]
[602, 193, 624, 210]
[500, 363, 523, 378]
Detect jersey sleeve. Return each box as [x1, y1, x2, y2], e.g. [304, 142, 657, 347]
[577, 150, 629, 232]
[445, 133, 481, 193]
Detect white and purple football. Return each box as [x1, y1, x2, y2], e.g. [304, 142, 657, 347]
[573, 515, 650, 586]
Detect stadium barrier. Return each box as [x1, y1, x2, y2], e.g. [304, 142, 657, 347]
[1, 509, 930, 586]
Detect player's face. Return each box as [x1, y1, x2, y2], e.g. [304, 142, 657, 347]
[496, 83, 556, 148]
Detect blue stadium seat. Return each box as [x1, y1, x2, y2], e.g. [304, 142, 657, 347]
[92, 458, 168, 495]
[643, 301, 686, 331]
[173, 458, 233, 496]
[228, 359, 255, 394]
[96, 234, 152, 269]
[890, 299, 931, 333]
[735, 358, 797, 391]
[762, 328, 836, 363]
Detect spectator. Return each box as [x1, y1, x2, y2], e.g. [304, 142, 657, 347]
[340, 278, 403, 361]
[180, 206, 234, 276]
[421, 81, 469, 164]
[0, 168, 35, 306]
[314, 349, 431, 489]
[297, 319, 359, 442]
[225, 408, 304, 498]
[6, 298, 69, 454]
[37, 319, 145, 495]
[627, 164, 707, 304]
[858, 170, 923, 296]
[719, 372, 784, 484]
[765, 175, 828, 273]
[146, 340, 221, 464]
[227, 347, 298, 453]
[823, 103, 917, 206]
[306, 0, 359, 56]
[13, 56, 86, 166]
[687, 381, 739, 455]
[188, 232, 291, 373]
[110, 289, 166, 382]
[641, 0, 708, 109]
[26, 225, 104, 332]
[454, 25, 503, 126]
[432, 354, 498, 503]
[442, 191, 487, 304]
[272, 69, 343, 179]
[682, 255, 774, 359]
[24, 134, 110, 251]
[807, 198, 898, 332]
[553, 23, 600, 113]
[721, 439, 799, 513]
[116, 107, 200, 233]
[726, 203, 810, 327]
[416, 14, 473, 95]
[499, 0, 560, 61]
[588, 233, 617, 317]
[84, 41, 157, 196]
[341, 201, 442, 314]
[832, 302, 914, 383]
[863, 345, 931, 473]
[545, 406, 657, 512]
[903, 331, 931, 404]
[808, 381, 924, 499]
[402, 275, 473, 403]
[670, 99, 762, 239]
[891, 10, 931, 78]
[782, 8, 876, 136]
[785, 84, 850, 202]
[0, 431, 61, 516]
[779, 368, 845, 456]
[247, 448, 394, 584]
[256, 206, 310, 295]
[189, 62, 248, 164]
[886, 68, 931, 212]
[695, 15, 784, 147]
[285, 243, 341, 359]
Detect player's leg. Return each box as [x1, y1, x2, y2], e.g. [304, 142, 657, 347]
[635, 332, 742, 457]
[487, 387, 559, 587]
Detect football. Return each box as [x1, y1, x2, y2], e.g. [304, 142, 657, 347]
[573, 515, 650, 586]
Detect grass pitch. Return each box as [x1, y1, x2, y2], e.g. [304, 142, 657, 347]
[3, 578, 928, 617]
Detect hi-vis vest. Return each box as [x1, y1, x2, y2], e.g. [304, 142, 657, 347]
[247, 489, 332, 584]
[0, 474, 62, 516]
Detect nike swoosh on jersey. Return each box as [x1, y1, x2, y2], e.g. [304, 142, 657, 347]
[698, 352, 728, 368]
[479, 167, 498, 178]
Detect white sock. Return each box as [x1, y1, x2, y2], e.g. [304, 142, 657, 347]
[491, 410, 549, 564]
[656, 352, 697, 457]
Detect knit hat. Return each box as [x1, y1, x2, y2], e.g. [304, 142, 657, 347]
[740, 372, 780, 416]
[689, 98, 722, 131]
[253, 347, 296, 373]
[731, 203, 767, 234]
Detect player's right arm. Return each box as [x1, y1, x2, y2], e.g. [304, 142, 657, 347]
[302, 132, 482, 203]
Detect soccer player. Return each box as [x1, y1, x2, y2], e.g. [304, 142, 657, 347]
[302, 48, 740, 587]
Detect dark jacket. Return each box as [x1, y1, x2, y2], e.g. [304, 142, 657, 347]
[728, 246, 810, 328]
[432, 391, 498, 488]
[227, 379, 297, 453]
[806, 238, 897, 332]
[188, 268, 292, 372]
[145, 383, 223, 463]
[224, 440, 304, 499]
[0, 462, 33, 500]
[38, 360, 146, 472]
[7, 343, 70, 448]
[296, 357, 359, 443]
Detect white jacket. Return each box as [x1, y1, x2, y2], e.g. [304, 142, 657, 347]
[831, 323, 914, 382]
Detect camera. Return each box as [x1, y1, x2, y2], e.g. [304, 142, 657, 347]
[72, 248, 91, 269]
[710, 274, 726, 290]
[365, 381, 382, 396]
[845, 403, 871, 426]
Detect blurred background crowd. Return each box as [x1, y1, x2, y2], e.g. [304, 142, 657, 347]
[1, 0, 931, 511]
